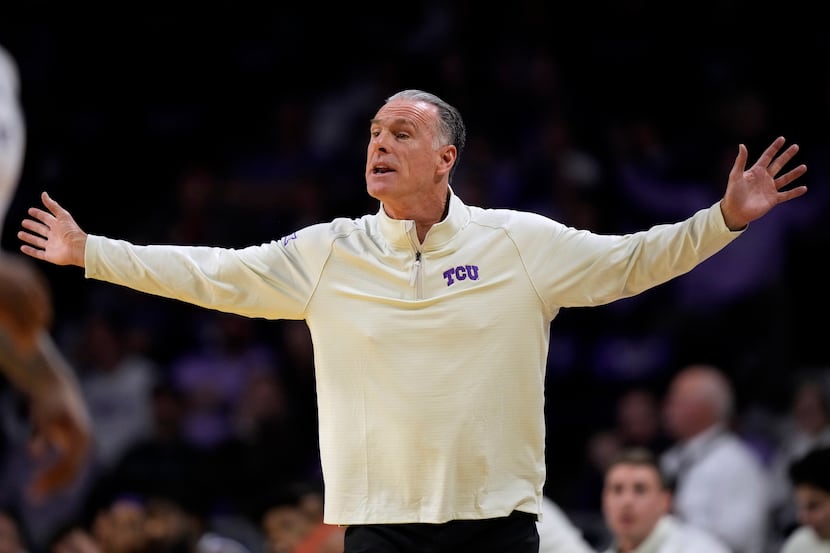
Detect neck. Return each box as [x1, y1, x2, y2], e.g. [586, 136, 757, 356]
[384, 188, 450, 242]
[616, 537, 641, 553]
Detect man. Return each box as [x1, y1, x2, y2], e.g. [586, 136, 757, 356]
[660, 364, 772, 553]
[601, 447, 730, 553]
[17, 89, 807, 552]
[537, 495, 595, 553]
[0, 43, 91, 504]
[780, 446, 830, 553]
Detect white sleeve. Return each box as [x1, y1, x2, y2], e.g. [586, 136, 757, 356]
[0, 44, 25, 240]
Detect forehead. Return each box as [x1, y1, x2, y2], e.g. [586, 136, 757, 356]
[795, 484, 830, 504]
[606, 464, 660, 486]
[372, 99, 438, 129]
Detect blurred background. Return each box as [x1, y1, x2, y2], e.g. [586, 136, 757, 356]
[2, 2, 830, 552]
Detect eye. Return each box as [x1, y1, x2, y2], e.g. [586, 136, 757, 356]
[396, 132, 410, 140]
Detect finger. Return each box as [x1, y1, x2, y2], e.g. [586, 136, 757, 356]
[21, 218, 52, 238]
[775, 164, 808, 190]
[26, 206, 57, 226]
[41, 191, 67, 216]
[729, 144, 749, 179]
[776, 185, 808, 203]
[19, 241, 48, 261]
[18, 229, 48, 249]
[20, 247, 44, 260]
[767, 143, 800, 177]
[753, 136, 786, 168]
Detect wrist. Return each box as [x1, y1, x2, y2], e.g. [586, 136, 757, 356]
[719, 199, 747, 231]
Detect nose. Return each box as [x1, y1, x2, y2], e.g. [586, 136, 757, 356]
[371, 127, 392, 147]
[369, 138, 387, 154]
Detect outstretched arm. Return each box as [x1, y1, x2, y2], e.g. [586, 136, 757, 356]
[719, 136, 807, 231]
[0, 254, 92, 502]
[0, 331, 93, 502]
[18, 191, 88, 267]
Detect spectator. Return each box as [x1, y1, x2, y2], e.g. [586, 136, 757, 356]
[660, 364, 772, 553]
[536, 495, 595, 553]
[600, 446, 730, 553]
[779, 446, 830, 553]
[71, 309, 158, 473]
[769, 375, 830, 538]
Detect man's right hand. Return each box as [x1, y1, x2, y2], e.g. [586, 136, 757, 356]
[18, 191, 88, 268]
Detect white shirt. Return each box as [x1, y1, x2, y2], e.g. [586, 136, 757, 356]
[661, 425, 771, 553]
[603, 515, 731, 553]
[537, 496, 595, 553]
[86, 192, 741, 526]
[780, 527, 830, 553]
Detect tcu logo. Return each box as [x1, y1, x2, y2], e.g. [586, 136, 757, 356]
[281, 232, 297, 246]
[443, 265, 480, 286]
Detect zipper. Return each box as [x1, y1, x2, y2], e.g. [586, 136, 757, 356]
[409, 250, 423, 298]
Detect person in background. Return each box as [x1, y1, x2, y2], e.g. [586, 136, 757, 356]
[770, 375, 830, 539]
[615, 387, 671, 456]
[0, 43, 91, 506]
[779, 446, 830, 553]
[17, 89, 807, 553]
[660, 364, 772, 553]
[536, 495, 595, 553]
[601, 447, 730, 553]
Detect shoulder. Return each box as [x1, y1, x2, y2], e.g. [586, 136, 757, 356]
[675, 522, 732, 553]
[709, 433, 766, 469]
[780, 526, 828, 553]
[468, 204, 553, 225]
[466, 205, 569, 240]
[283, 217, 365, 247]
[196, 532, 252, 553]
[303, 216, 364, 236]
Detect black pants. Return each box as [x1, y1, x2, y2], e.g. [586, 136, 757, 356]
[343, 510, 540, 553]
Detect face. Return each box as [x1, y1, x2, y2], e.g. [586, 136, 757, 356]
[365, 98, 453, 210]
[92, 498, 148, 553]
[662, 371, 714, 440]
[618, 390, 659, 445]
[602, 463, 670, 551]
[262, 506, 312, 553]
[792, 383, 829, 434]
[794, 484, 830, 540]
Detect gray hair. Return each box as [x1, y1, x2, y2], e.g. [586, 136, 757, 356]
[384, 89, 466, 184]
[688, 364, 735, 422]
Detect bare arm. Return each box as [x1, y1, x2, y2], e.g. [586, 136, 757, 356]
[719, 136, 808, 231]
[0, 253, 92, 502]
[0, 330, 92, 502]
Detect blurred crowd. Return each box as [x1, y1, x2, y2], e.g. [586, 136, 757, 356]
[2, 3, 830, 553]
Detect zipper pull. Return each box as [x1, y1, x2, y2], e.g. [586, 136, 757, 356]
[409, 251, 422, 287]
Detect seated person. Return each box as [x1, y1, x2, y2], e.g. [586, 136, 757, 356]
[601, 447, 730, 553]
[780, 446, 830, 553]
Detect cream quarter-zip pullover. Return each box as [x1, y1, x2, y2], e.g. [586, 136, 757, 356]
[85, 192, 741, 525]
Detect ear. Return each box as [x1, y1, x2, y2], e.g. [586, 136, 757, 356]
[661, 490, 673, 514]
[437, 144, 457, 177]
